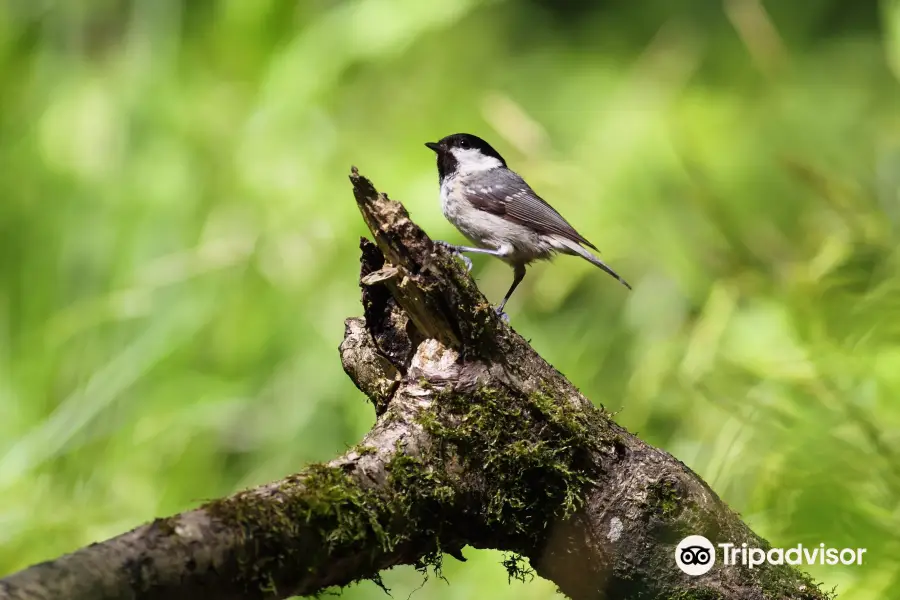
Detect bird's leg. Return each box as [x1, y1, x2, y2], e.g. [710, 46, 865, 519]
[435, 241, 506, 272]
[435, 241, 473, 271]
[495, 263, 526, 321]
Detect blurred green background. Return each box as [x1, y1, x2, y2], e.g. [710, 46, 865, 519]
[2, 0, 899, 598]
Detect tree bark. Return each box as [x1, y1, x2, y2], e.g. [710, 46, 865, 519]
[0, 168, 834, 600]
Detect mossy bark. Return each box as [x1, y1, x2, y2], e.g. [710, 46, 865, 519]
[0, 170, 833, 600]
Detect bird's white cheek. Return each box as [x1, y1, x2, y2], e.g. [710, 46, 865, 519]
[450, 148, 503, 173]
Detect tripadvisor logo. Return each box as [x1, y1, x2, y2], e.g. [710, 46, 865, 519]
[675, 536, 715, 576]
[675, 536, 866, 576]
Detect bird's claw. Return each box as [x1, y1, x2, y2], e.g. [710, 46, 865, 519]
[436, 241, 473, 272]
[494, 306, 510, 323]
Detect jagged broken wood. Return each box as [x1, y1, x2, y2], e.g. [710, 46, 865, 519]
[0, 169, 833, 600]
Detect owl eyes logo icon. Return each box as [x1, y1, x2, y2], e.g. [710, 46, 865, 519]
[675, 535, 716, 576]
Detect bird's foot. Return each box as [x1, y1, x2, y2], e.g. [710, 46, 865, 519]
[435, 240, 473, 272]
[494, 306, 510, 323]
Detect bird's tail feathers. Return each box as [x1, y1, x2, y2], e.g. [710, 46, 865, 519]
[553, 237, 632, 290]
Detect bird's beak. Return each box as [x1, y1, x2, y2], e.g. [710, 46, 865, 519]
[425, 142, 441, 153]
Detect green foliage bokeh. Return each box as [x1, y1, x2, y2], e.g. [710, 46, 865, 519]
[1, 1, 899, 598]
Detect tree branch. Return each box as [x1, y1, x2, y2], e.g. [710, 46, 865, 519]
[0, 168, 833, 600]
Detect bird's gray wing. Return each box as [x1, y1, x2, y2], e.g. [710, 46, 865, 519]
[464, 169, 598, 250]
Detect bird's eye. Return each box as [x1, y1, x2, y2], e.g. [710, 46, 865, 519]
[458, 139, 470, 149]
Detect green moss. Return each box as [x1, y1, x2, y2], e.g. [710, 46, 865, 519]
[200, 445, 464, 595]
[418, 385, 606, 550]
[205, 464, 400, 595]
[647, 479, 682, 518]
[501, 553, 535, 583]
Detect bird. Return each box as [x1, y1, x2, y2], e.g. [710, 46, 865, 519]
[424, 132, 630, 319]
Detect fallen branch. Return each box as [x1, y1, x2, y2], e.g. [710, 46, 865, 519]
[0, 169, 832, 600]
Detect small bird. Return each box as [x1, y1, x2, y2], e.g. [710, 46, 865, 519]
[425, 133, 630, 318]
